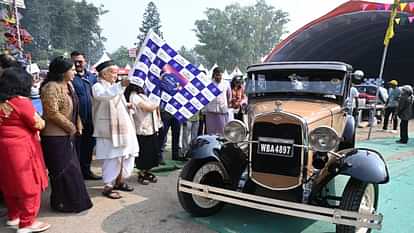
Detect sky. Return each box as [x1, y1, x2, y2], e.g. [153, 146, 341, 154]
[86, 0, 393, 53]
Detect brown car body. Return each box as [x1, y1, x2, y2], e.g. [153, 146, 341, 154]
[178, 62, 388, 232]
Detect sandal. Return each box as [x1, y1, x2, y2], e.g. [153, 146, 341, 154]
[137, 173, 149, 185]
[144, 172, 158, 183]
[113, 183, 134, 192]
[102, 188, 122, 199]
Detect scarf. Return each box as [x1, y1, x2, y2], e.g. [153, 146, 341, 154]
[109, 91, 132, 147]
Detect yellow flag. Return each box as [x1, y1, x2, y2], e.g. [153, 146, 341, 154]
[384, 0, 400, 46]
[400, 3, 408, 11]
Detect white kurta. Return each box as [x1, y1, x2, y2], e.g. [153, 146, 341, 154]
[92, 80, 139, 160]
[102, 157, 135, 185]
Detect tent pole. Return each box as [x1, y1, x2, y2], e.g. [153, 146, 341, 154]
[368, 45, 388, 140]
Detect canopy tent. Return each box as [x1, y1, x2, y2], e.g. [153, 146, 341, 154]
[265, 0, 414, 86]
[117, 66, 130, 75]
[198, 64, 207, 72]
[230, 66, 243, 77]
[223, 69, 231, 80]
[92, 53, 111, 68]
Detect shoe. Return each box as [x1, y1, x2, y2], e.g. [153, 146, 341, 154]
[396, 140, 408, 144]
[6, 218, 19, 228]
[17, 221, 51, 233]
[390, 130, 398, 133]
[84, 172, 102, 180]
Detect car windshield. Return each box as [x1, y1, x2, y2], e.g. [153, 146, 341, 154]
[246, 69, 346, 98]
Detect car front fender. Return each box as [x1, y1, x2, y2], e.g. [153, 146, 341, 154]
[187, 135, 247, 188]
[339, 148, 389, 184]
[187, 135, 223, 161]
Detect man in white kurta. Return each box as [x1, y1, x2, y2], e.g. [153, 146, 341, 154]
[92, 61, 139, 198]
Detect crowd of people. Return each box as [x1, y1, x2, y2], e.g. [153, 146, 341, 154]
[379, 80, 413, 144]
[5, 48, 411, 233]
[0, 52, 247, 232]
[351, 79, 413, 144]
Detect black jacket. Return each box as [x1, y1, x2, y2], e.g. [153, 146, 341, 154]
[398, 87, 413, 120]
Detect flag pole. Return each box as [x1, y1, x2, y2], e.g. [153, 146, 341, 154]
[367, 45, 388, 139]
[367, 0, 399, 140]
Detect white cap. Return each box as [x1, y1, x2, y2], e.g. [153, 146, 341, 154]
[26, 63, 40, 74]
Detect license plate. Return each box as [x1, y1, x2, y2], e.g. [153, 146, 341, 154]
[257, 137, 294, 157]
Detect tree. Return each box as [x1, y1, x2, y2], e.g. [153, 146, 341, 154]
[178, 46, 207, 67]
[21, 0, 106, 64]
[136, 2, 163, 48]
[194, 0, 289, 71]
[111, 46, 131, 67]
[17, 0, 51, 61]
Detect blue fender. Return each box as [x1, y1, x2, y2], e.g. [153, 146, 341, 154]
[187, 135, 247, 188]
[339, 148, 389, 184]
[187, 135, 223, 161]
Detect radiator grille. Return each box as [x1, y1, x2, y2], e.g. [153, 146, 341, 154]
[251, 122, 303, 177]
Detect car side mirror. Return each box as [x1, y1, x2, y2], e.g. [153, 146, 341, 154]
[351, 70, 364, 83]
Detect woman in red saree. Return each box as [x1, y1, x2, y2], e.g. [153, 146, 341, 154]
[0, 67, 50, 233]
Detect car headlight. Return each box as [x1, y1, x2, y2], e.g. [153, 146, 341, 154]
[223, 120, 248, 143]
[309, 126, 340, 152]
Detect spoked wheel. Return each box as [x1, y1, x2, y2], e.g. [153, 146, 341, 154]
[178, 160, 226, 217]
[336, 178, 378, 233]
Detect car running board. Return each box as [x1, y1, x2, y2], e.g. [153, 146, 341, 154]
[178, 178, 383, 230]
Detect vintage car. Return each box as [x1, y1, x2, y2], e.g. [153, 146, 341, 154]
[177, 62, 389, 233]
[354, 84, 387, 124]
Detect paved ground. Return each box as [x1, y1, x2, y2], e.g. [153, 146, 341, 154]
[1, 121, 413, 233]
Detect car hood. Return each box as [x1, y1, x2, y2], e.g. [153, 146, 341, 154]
[250, 99, 341, 124]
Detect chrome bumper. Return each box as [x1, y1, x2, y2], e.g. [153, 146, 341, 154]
[178, 178, 383, 230]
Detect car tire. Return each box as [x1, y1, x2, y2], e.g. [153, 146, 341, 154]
[336, 178, 379, 233]
[177, 159, 225, 217]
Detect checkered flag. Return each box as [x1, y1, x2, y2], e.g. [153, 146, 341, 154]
[129, 30, 222, 123]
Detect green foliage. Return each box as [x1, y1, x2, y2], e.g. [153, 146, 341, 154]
[110, 46, 132, 67]
[137, 1, 163, 48]
[21, 0, 106, 64]
[194, 0, 289, 71]
[178, 46, 207, 67]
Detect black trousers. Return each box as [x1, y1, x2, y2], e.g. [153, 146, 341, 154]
[198, 114, 206, 136]
[400, 120, 409, 143]
[234, 109, 244, 122]
[160, 114, 181, 160]
[75, 128, 96, 176]
[383, 106, 398, 130]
